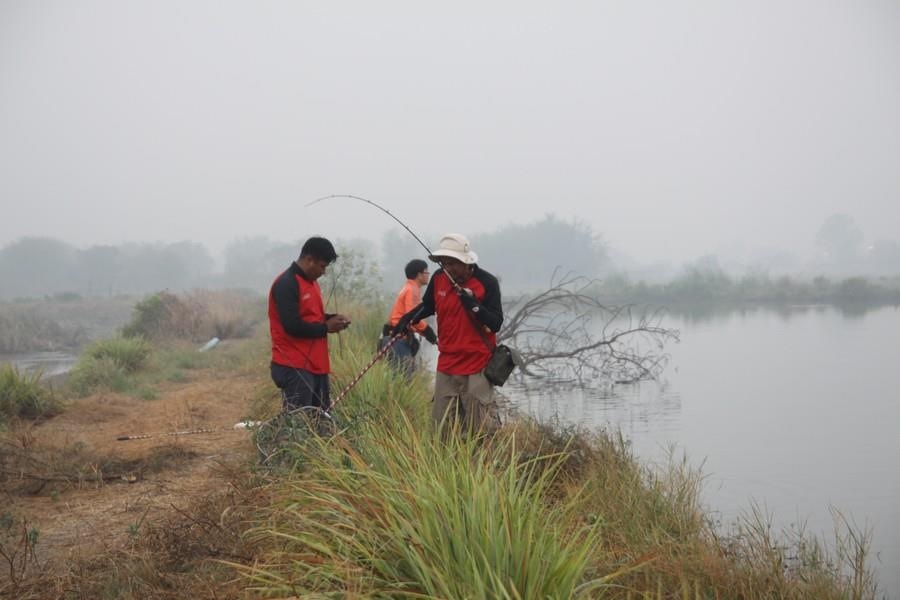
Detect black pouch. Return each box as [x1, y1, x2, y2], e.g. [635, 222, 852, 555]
[483, 344, 517, 386]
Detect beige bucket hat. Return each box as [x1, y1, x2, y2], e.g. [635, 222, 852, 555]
[428, 233, 479, 265]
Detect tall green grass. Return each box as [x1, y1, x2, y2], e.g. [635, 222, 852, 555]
[242, 410, 603, 598]
[0, 364, 60, 422]
[235, 300, 880, 599]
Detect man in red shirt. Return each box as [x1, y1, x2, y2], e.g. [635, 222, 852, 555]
[382, 259, 438, 376]
[268, 237, 351, 411]
[392, 234, 504, 435]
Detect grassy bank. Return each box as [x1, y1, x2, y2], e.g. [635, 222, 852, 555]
[235, 305, 879, 599]
[2, 295, 881, 598]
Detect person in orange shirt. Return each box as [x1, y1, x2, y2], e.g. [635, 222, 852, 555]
[382, 259, 437, 375]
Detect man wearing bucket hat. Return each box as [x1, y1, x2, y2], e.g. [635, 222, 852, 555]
[392, 233, 504, 435]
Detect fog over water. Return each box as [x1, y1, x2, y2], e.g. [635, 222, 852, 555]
[2, 1, 900, 268]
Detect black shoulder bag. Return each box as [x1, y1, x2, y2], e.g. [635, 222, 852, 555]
[462, 298, 518, 387]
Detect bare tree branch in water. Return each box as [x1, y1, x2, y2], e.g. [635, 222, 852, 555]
[499, 271, 679, 387]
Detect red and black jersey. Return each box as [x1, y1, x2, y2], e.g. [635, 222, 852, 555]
[268, 262, 330, 374]
[412, 266, 503, 376]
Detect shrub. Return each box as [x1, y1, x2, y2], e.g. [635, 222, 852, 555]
[188, 289, 263, 340]
[67, 337, 152, 397]
[0, 364, 60, 422]
[122, 290, 263, 342]
[0, 310, 78, 353]
[122, 292, 203, 341]
[67, 356, 132, 397]
[83, 337, 152, 373]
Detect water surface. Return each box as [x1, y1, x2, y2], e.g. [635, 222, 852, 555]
[0, 350, 78, 377]
[508, 304, 900, 597]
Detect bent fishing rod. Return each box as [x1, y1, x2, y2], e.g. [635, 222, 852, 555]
[306, 194, 471, 294]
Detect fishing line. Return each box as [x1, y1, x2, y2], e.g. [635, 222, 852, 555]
[323, 258, 344, 357]
[306, 194, 469, 292]
[307, 194, 433, 258]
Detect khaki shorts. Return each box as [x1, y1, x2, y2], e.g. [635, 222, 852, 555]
[432, 370, 500, 435]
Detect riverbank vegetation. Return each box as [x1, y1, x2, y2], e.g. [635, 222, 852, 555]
[0, 295, 136, 353]
[0, 364, 61, 424]
[0, 290, 883, 598]
[233, 305, 879, 599]
[594, 268, 900, 306]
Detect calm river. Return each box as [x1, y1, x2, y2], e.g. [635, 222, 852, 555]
[0, 350, 78, 377]
[508, 303, 899, 597]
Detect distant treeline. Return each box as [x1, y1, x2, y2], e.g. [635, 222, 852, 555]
[594, 266, 900, 305]
[0, 238, 218, 299]
[5, 216, 898, 304]
[0, 215, 611, 299]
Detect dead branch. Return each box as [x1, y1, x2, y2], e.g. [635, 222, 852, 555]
[499, 270, 679, 387]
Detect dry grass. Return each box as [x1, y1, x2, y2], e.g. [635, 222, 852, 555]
[122, 289, 264, 343]
[0, 426, 199, 495]
[6, 461, 267, 600]
[0, 349, 264, 599]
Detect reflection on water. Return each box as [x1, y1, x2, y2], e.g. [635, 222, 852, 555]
[505, 380, 682, 438]
[506, 303, 900, 597]
[0, 351, 78, 377]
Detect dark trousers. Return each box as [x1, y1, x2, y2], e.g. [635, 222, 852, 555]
[379, 334, 420, 378]
[270, 363, 331, 411]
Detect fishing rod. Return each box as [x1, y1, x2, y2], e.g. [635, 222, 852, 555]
[116, 426, 240, 441]
[328, 330, 406, 410]
[306, 194, 470, 293]
[119, 198, 443, 443]
[307, 194, 434, 259]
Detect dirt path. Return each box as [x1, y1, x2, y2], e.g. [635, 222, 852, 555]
[2, 369, 262, 586]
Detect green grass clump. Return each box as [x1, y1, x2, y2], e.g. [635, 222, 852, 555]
[0, 364, 60, 422]
[67, 337, 152, 397]
[67, 355, 132, 397]
[83, 336, 152, 373]
[243, 411, 602, 598]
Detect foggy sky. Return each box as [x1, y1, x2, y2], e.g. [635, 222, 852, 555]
[2, 1, 899, 267]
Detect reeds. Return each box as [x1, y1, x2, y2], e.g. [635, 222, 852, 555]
[242, 410, 602, 598]
[121, 290, 263, 342]
[0, 364, 60, 422]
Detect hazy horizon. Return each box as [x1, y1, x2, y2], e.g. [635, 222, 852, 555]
[2, 1, 899, 268]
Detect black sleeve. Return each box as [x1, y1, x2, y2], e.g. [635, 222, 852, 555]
[417, 272, 437, 319]
[471, 269, 503, 332]
[391, 273, 437, 336]
[272, 273, 327, 338]
[404, 272, 437, 322]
